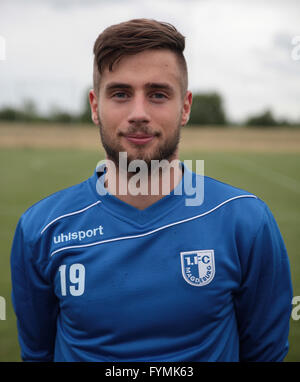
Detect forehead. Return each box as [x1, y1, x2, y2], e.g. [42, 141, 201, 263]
[100, 49, 182, 91]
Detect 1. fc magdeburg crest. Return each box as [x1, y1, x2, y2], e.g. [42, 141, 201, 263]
[180, 250, 215, 286]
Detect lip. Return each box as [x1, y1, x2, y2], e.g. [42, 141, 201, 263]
[125, 135, 155, 145]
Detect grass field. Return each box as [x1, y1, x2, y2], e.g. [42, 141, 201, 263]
[0, 123, 300, 361]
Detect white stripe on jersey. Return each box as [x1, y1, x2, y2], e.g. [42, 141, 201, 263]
[41, 201, 102, 235]
[49, 195, 257, 258]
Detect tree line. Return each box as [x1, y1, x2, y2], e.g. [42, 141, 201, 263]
[0, 90, 299, 128]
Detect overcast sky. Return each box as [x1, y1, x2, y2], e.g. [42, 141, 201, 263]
[0, 0, 299, 122]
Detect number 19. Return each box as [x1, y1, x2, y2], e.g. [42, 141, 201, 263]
[59, 263, 85, 296]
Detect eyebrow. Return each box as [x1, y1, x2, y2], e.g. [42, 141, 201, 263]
[145, 82, 174, 93]
[105, 82, 175, 94]
[105, 82, 131, 92]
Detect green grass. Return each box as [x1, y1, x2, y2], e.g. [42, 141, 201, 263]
[0, 148, 299, 361]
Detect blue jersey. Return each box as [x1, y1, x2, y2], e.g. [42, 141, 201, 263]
[10, 163, 293, 362]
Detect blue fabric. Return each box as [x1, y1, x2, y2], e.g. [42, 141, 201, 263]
[10, 163, 293, 361]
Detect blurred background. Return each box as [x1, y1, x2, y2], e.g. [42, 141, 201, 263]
[0, 0, 300, 125]
[0, 0, 299, 361]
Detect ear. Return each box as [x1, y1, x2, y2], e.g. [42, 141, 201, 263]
[89, 89, 100, 125]
[181, 91, 192, 126]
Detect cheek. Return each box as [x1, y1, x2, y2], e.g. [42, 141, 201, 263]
[99, 102, 119, 128]
[100, 99, 130, 126]
[153, 104, 182, 128]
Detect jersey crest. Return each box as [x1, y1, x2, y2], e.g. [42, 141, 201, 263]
[180, 250, 215, 287]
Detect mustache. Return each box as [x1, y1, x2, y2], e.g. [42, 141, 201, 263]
[118, 125, 161, 137]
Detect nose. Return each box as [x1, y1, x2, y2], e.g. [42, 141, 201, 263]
[127, 94, 150, 125]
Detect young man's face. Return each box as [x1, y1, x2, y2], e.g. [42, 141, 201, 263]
[90, 49, 192, 168]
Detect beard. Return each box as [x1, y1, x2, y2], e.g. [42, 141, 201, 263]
[98, 116, 181, 172]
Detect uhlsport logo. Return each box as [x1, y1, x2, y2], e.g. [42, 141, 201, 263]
[180, 250, 215, 286]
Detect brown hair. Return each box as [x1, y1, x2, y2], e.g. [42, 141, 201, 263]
[93, 18, 188, 96]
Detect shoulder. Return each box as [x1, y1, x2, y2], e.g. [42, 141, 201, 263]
[200, 176, 282, 252]
[203, 175, 254, 199]
[198, 174, 265, 210]
[19, 174, 99, 242]
[200, 175, 269, 227]
[180, 170, 272, 236]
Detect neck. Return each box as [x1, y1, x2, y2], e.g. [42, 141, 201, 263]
[104, 156, 183, 210]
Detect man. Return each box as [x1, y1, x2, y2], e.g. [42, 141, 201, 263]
[11, 18, 292, 362]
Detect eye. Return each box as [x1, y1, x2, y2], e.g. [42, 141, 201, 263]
[112, 92, 129, 99]
[150, 92, 168, 100]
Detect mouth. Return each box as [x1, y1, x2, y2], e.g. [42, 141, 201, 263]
[124, 134, 156, 145]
